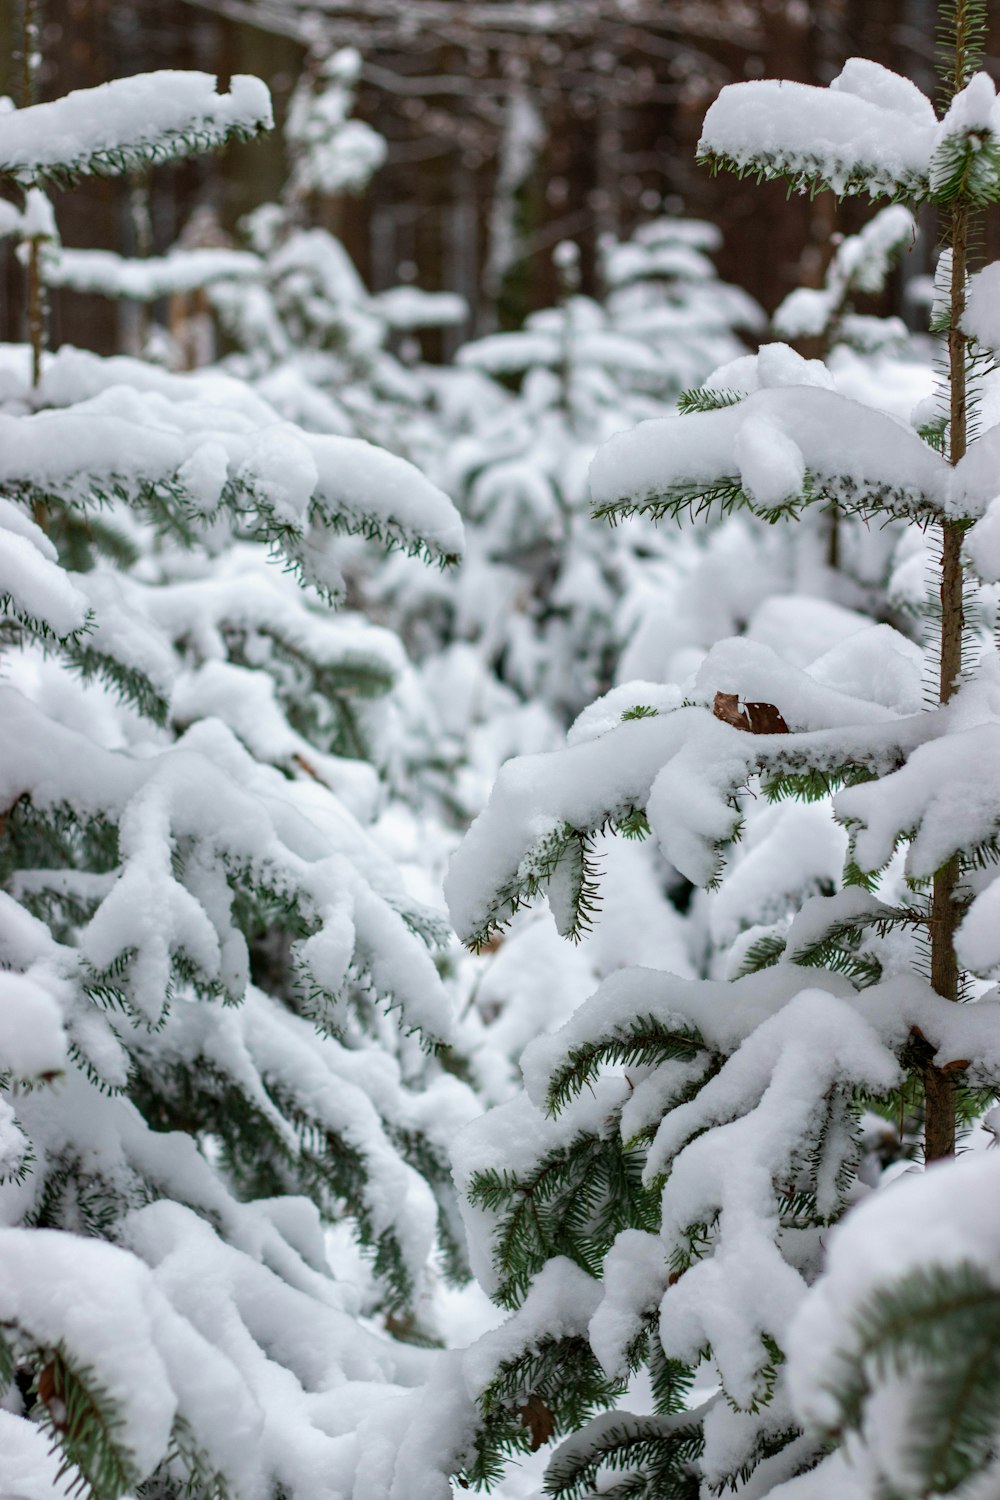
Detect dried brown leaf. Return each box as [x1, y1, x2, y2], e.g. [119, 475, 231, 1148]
[712, 690, 789, 735]
[519, 1393, 556, 1451]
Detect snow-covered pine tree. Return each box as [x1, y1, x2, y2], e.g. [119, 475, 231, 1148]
[207, 46, 464, 456]
[0, 67, 481, 1500]
[443, 5, 1000, 1495]
[600, 215, 763, 400]
[377, 237, 706, 733]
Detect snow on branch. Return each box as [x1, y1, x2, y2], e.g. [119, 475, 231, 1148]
[0, 380, 463, 598]
[445, 689, 921, 952]
[699, 58, 1000, 205]
[589, 381, 949, 529]
[42, 246, 264, 301]
[788, 1153, 1000, 1500]
[0, 71, 273, 186]
[0, 688, 453, 1047]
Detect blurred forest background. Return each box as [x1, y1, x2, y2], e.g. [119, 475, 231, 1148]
[1, 0, 996, 360]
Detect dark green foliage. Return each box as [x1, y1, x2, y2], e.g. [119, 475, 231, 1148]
[38, 501, 141, 575]
[762, 765, 876, 804]
[27, 1347, 138, 1499]
[929, 127, 1000, 208]
[463, 823, 586, 951]
[544, 1411, 704, 1500]
[2, 118, 270, 189]
[707, 1422, 805, 1494]
[937, 0, 988, 93]
[468, 1132, 658, 1311]
[465, 799, 708, 951]
[542, 1014, 712, 1118]
[696, 146, 924, 204]
[62, 639, 170, 725]
[616, 809, 651, 839]
[593, 469, 940, 531]
[735, 932, 788, 976]
[137, 1417, 231, 1500]
[464, 1337, 625, 1492]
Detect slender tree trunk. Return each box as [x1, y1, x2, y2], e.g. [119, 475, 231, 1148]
[923, 166, 970, 1162]
[26, 239, 44, 388]
[19, 0, 45, 388]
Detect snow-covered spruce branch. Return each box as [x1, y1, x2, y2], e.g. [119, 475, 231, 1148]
[0, 72, 272, 185]
[589, 384, 949, 528]
[697, 57, 1000, 208]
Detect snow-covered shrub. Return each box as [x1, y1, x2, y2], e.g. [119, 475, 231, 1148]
[207, 47, 464, 456]
[0, 67, 482, 1500]
[377, 231, 758, 735]
[444, 8, 1000, 1495]
[600, 215, 763, 397]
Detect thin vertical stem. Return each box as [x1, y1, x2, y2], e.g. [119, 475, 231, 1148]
[19, 0, 46, 389]
[924, 197, 969, 1162]
[27, 239, 44, 389]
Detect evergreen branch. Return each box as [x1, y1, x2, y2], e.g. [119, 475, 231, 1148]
[464, 808, 652, 951]
[137, 1413, 232, 1500]
[62, 641, 170, 726]
[545, 1410, 704, 1500]
[696, 146, 925, 204]
[27, 1344, 139, 1500]
[11, 120, 268, 187]
[827, 1261, 1000, 1496]
[648, 1345, 697, 1418]
[543, 1015, 710, 1117]
[1, 72, 271, 188]
[464, 1337, 624, 1490]
[0, 1328, 14, 1392]
[675, 387, 745, 415]
[929, 127, 1000, 207]
[937, 0, 989, 95]
[0, 595, 168, 725]
[468, 1133, 658, 1310]
[593, 468, 940, 530]
[734, 932, 788, 976]
[762, 764, 876, 803]
[705, 1422, 805, 1494]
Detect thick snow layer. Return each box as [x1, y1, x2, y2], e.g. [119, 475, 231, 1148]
[462, 1256, 601, 1395]
[588, 1228, 668, 1378]
[788, 1153, 1000, 1490]
[0, 969, 67, 1080]
[0, 1229, 181, 1472]
[0, 686, 454, 1040]
[0, 373, 463, 574]
[836, 718, 1000, 886]
[518, 965, 854, 1109]
[0, 72, 272, 182]
[0, 1409, 75, 1500]
[446, 670, 927, 943]
[0, 497, 89, 636]
[700, 60, 936, 195]
[589, 384, 948, 524]
[44, 245, 263, 300]
[962, 262, 1000, 355]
